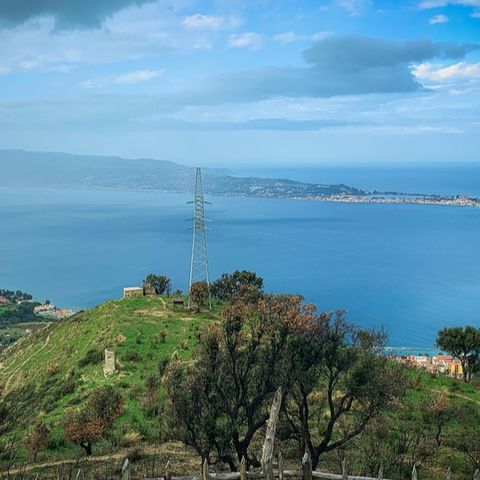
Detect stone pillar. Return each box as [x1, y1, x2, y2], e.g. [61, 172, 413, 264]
[104, 348, 116, 375]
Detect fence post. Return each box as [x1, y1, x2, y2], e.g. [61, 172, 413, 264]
[302, 450, 312, 480]
[474, 469, 480, 480]
[446, 467, 451, 480]
[377, 463, 384, 480]
[261, 388, 283, 480]
[341, 458, 348, 480]
[122, 458, 131, 480]
[278, 453, 284, 480]
[411, 465, 417, 480]
[165, 460, 171, 480]
[240, 457, 247, 480]
[203, 459, 209, 480]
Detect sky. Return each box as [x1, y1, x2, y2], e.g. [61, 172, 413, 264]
[0, 0, 479, 167]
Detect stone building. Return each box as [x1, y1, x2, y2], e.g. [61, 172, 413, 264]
[123, 287, 144, 299]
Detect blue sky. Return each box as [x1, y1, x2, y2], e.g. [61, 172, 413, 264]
[0, 0, 479, 166]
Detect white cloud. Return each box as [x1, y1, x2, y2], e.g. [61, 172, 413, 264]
[419, 0, 480, 8]
[429, 14, 449, 23]
[81, 69, 164, 88]
[228, 32, 263, 50]
[114, 69, 164, 84]
[182, 14, 242, 31]
[272, 30, 332, 45]
[273, 31, 300, 44]
[0, 3, 230, 74]
[413, 61, 480, 82]
[336, 0, 372, 15]
[19, 59, 43, 70]
[0, 66, 10, 75]
[311, 31, 331, 41]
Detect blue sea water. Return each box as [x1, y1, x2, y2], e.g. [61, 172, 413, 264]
[1, 167, 480, 351]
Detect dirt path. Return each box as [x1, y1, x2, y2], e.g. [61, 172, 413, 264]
[430, 388, 480, 406]
[4, 443, 197, 475]
[2, 326, 54, 392]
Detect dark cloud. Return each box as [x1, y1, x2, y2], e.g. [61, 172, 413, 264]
[0, 0, 154, 29]
[203, 35, 479, 101]
[303, 36, 477, 70]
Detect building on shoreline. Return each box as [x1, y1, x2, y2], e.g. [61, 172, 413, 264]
[395, 354, 463, 378]
[34, 303, 76, 320]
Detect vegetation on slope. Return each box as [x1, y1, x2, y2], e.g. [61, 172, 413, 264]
[0, 283, 479, 480]
[0, 295, 218, 463]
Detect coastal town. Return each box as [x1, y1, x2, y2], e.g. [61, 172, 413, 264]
[394, 354, 464, 378]
[304, 194, 480, 209]
[33, 303, 76, 320]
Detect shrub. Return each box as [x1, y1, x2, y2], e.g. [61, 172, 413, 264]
[26, 420, 51, 462]
[123, 351, 142, 362]
[157, 357, 169, 376]
[143, 274, 172, 295]
[63, 386, 124, 456]
[122, 432, 143, 446]
[124, 446, 144, 463]
[78, 349, 103, 368]
[180, 339, 188, 350]
[142, 391, 161, 417]
[47, 363, 60, 375]
[60, 377, 78, 396]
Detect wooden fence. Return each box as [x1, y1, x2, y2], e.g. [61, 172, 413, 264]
[116, 452, 479, 480]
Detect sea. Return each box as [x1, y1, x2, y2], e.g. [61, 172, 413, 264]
[1, 165, 480, 352]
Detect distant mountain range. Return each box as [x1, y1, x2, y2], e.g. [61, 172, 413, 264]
[0, 149, 365, 199]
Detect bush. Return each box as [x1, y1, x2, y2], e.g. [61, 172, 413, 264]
[47, 363, 60, 375]
[124, 446, 144, 463]
[157, 357, 169, 376]
[78, 349, 104, 368]
[26, 421, 51, 462]
[123, 351, 142, 362]
[143, 274, 172, 295]
[122, 432, 143, 446]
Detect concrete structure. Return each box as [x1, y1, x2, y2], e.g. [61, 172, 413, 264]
[123, 287, 144, 299]
[104, 348, 116, 375]
[143, 284, 156, 296]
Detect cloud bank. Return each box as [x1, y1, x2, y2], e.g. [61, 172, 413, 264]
[0, 0, 155, 29]
[200, 36, 478, 102]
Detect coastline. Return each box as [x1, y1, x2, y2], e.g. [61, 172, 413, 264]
[2, 184, 479, 209]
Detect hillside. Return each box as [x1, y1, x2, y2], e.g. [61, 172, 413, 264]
[1, 294, 479, 479]
[0, 296, 217, 461]
[0, 149, 365, 198]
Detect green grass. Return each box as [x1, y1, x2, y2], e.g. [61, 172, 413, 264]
[1, 296, 479, 475]
[0, 296, 219, 461]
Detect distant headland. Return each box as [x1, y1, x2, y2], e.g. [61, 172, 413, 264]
[1, 149, 479, 209]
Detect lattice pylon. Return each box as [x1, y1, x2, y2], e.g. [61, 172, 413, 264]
[188, 167, 212, 309]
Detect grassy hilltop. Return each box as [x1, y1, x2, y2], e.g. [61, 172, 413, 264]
[0, 295, 216, 462]
[0, 293, 479, 479]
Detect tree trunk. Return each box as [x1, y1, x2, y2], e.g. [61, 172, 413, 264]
[81, 442, 92, 456]
[261, 388, 282, 480]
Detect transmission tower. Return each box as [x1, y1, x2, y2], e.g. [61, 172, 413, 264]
[188, 167, 211, 309]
